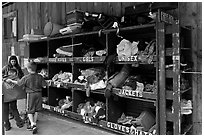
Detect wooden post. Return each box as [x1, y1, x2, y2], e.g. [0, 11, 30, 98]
[156, 13, 166, 134]
[172, 19, 181, 135]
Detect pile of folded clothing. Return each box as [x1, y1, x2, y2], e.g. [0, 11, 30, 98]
[171, 99, 192, 115]
[117, 39, 139, 59]
[38, 68, 48, 79]
[77, 99, 105, 124]
[116, 39, 156, 64]
[144, 81, 157, 92]
[57, 96, 73, 110]
[74, 67, 106, 96]
[122, 75, 144, 92]
[137, 39, 156, 64]
[50, 71, 73, 87]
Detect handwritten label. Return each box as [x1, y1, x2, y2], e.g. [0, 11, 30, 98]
[49, 58, 67, 62]
[106, 122, 153, 135]
[49, 58, 57, 62]
[118, 56, 137, 62]
[118, 89, 143, 97]
[53, 107, 65, 114]
[82, 57, 94, 62]
[57, 58, 67, 62]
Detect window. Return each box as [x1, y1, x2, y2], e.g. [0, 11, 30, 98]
[3, 10, 17, 39]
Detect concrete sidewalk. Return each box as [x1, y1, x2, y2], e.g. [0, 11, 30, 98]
[5, 111, 115, 135]
[4, 99, 115, 135]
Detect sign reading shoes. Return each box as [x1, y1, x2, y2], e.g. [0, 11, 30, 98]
[118, 89, 143, 97]
[106, 122, 153, 135]
[118, 56, 138, 62]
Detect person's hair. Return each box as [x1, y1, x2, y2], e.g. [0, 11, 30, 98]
[8, 55, 20, 68]
[6, 55, 24, 78]
[26, 62, 37, 72]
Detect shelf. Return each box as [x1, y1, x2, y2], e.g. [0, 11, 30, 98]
[28, 57, 106, 64]
[42, 103, 82, 120]
[103, 23, 155, 34]
[49, 81, 106, 95]
[28, 57, 48, 63]
[112, 88, 156, 102]
[99, 120, 155, 135]
[48, 57, 73, 63]
[166, 87, 192, 100]
[29, 24, 155, 41]
[49, 81, 85, 89]
[42, 103, 154, 135]
[73, 87, 105, 95]
[166, 48, 191, 56]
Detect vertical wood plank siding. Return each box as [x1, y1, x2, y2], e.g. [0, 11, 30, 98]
[179, 2, 202, 135]
[2, 2, 202, 134]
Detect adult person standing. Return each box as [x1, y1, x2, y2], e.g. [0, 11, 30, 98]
[2, 55, 24, 131]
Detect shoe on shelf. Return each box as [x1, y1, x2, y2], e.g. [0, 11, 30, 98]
[117, 113, 126, 123]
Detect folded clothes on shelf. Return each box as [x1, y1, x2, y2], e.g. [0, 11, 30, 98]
[52, 71, 73, 85]
[171, 99, 193, 115]
[77, 100, 105, 124]
[117, 39, 139, 58]
[58, 96, 73, 110]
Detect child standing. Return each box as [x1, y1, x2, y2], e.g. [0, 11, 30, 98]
[6, 62, 47, 134]
[3, 68, 25, 131]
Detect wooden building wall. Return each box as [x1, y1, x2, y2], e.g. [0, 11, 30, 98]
[2, 2, 202, 134]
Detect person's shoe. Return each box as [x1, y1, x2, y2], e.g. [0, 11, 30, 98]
[16, 120, 24, 128]
[32, 125, 37, 134]
[5, 126, 12, 131]
[17, 123, 24, 128]
[27, 125, 32, 131]
[9, 114, 14, 120]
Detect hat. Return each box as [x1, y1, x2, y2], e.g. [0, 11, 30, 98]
[26, 62, 37, 71]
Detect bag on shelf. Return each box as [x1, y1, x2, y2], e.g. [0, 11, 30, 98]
[104, 64, 130, 98]
[59, 23, 82, 35]
[66, 10, 85, 25]
[82, 11, 119, 31]
[44, 22, 63, 37]
[134, 111, 155, 131]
